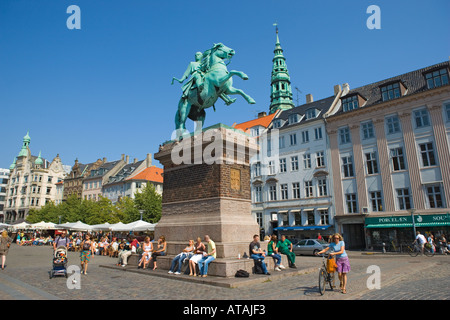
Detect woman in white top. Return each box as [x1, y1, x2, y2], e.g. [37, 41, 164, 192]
[138, 236, 153, 269]
[189, 237, 206, 276]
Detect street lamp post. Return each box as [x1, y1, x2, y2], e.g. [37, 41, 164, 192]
[139, 210, 144, 221]
[409, 208, 416, 238]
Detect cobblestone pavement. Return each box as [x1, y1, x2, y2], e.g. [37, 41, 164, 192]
[0, 244, 449, 301]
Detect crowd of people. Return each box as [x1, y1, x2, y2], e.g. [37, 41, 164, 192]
[414, 231, 450, 255]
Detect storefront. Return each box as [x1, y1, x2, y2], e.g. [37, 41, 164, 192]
[364, 213, 450, 250]
[273, 225, 334, 241]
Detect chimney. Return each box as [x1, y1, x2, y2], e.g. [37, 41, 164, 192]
[306, 94, 314, 104]
[125, 155, 129, 164]
[103, 157, 107, 163]
[257, 111, 267, 118]
[134, 158, 138, 163]
[121, 154, 125, 161]
[334, 85, 342, 96]
[146, 153, 152, 167]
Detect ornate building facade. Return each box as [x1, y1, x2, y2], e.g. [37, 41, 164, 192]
[4, 132, 68, 223]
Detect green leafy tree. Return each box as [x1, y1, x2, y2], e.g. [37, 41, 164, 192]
[133, 183, 162, 223]
[115, 196, 139, 223]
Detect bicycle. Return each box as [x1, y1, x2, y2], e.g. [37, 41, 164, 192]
[403, 242, 435, 257]
[317, 254, 335, 295]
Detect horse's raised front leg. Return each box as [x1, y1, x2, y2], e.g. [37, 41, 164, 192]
[224, 86, 256, 104]
[228, 70, 249, 80]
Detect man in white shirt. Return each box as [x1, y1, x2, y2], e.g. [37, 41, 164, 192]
[415, 231, 427, 255]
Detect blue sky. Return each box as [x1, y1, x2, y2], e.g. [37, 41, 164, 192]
[1, 0, 449, 169]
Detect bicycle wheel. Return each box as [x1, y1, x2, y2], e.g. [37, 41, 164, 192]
[318, 268, 327, 295]
[424, 247, 435, 257]
[407, 246, 419, 257]
[328, 272, 335, 291]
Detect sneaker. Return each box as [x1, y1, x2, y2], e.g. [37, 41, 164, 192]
[168, 271, 173, 274]
[265, 272, 271, 275]
[174, 271, 181, 275]
[279, 265, 286, 269]
[121, 265, 126, 267]
[275, 267, 281, 271]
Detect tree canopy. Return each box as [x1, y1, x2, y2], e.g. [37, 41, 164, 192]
[26, 184, 162, 225]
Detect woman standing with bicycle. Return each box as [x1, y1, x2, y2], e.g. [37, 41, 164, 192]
[317, 233, 350, 294]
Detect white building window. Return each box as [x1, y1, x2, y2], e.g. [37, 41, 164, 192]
[314, 127, 323, 140]
[365, 152, 379, 175]
[339, 127, 351, 144]
[269, 185, 277, 201]
[346, 193, 358, 213]
[419, 142, 436, 167]
[280, 184, 288, 200]
[390, 147, 406, 171]
[342, 156, 354, 177]
[303, 153, 311, 169]
[317, 178, 327, 196]
[292, 182, 300, 199]
[279, 158, 287, 173]
[370, 191, 383, 212]
[414, 109, 430, 128]
[386, 115, 401, 134]
[426, 185, 443, 208]
[316, 151, 325, 168]
[291, 156, 299, 171]
[396, 188, 412, 210]
[301, 130, 309, 143]
[304, 181, 313, 198]
[361, 121, 375, 140]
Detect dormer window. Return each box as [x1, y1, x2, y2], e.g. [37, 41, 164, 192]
[381, 82, 405, 101]
[288, 114, 300, 124]
[425, 68, 449, 89]
[305, 108, 318, 120]
[251, 127, 260, 137]
[272, 119, 283, 129]
[342, 95, 359, 112]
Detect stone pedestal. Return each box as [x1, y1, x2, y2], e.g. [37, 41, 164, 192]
[154, 124, 260, 277]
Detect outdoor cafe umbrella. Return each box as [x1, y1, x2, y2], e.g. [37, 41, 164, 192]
[31, 221, 57, 230]
[10, 221, 32, 230]
[90, 222, 111, 231]
[0, 223, 10, 229]
[110, 220, 155, 232]
[109, 222, 125, 230]
[57, 221, 92, 231]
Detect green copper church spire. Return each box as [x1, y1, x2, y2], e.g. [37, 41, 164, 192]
[17, 131, 31, 157]
[269, 24, 295, 114]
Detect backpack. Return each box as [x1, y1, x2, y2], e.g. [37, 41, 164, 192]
[252, 259, 265, 274]
[235, 269, 250, 278]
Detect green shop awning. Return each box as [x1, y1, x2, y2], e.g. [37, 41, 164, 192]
[365, 213, 450, 229]
[365, 223, 413, 229]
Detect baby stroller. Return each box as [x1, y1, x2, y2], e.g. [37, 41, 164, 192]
[50, 246, 68, 279]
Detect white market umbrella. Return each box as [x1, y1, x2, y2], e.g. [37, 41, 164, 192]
[31, 221, 57, 230]
[0, 223, 10, 229]
[57, 221, 92, 231]
[67, 221, 92, 231]
[11, 221, 32, 230]
[55, 222, 76, 229]
[90, 222, 111, 231]
[110, 220, 155, 232]
[109, 222, 125, 230]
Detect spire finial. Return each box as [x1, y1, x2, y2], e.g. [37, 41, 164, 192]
[273, 22, 278, 34]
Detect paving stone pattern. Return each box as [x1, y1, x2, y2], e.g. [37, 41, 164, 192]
[0, 245, 449, 300]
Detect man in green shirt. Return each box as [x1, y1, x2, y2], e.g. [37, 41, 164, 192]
[276, 235, 296, 268]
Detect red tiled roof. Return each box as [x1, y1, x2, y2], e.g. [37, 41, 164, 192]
[233, 112, 277, 133]
[126, 166, 163, 183]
